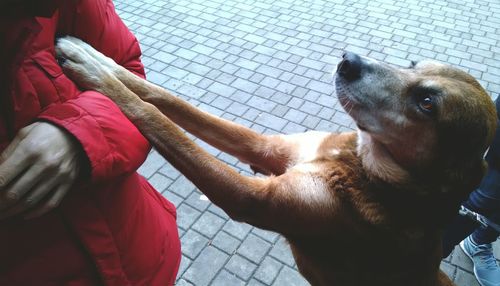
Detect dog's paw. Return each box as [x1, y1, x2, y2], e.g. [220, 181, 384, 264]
[60, 36, 119, 71]
[55, 36, 116, 92]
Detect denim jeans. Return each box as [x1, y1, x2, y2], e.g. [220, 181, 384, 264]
[442, 97, 500, 257]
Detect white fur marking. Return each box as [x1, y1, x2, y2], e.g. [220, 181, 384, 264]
[357, 130, 409, 183]
[282, 131, 330, 165]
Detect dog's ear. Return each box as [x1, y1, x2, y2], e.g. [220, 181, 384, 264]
[433, 113, 493, 219]
[445, 158, 487, 199]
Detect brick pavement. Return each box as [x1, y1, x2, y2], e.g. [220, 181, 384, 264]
[113, 0, 500, 285]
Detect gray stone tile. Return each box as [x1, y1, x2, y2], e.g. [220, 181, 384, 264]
[184, 191, 211, 212]
[247, 279, 267, 286]
[181, 229, 209, 259]
[169, 176, 197, 198]
[254, 113, 288, 131]
[225, 254, 258, 280]
[148, 173, 173, 192]
[177, 203, 201, 230]
[272, 266, 309, 286]
[211, 270, 246, 286]
[122, 0, 500, 285]
[137, 150, 165, 178]
[440, 261, 456, 280]
[222, 220, 253, 240]
[183, 246, 229, 286]
[451, 245, 474, 271]
[454, 269, 481, 286]
[158, 162, 181, 180]
[175, 278, 194, 286]
[212, 230, 242, 255]
[237, 234, 272, 264]
[177, 255, 192, 278]
[191, 211, 226, 238]
[254, 256, 283, 285]
[269, 237, 295, 267]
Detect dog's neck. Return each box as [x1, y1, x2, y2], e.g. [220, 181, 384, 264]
[356, 130, 409, 184]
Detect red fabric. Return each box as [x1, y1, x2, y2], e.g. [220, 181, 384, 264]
[0, 1, 181, 285]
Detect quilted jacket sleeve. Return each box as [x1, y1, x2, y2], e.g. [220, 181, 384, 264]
[38, 0, 150, 182]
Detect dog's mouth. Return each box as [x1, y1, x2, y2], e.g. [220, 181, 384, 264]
[334, 75, 363, 112]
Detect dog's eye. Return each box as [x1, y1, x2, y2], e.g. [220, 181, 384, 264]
[418, 96, 433, 113]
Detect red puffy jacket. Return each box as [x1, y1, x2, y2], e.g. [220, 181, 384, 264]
[0, 1, 181, 285]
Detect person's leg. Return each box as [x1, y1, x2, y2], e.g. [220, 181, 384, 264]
[442, 166, 500, 257]
[467, 159, 500, 245]
[458, 98, 500, 286]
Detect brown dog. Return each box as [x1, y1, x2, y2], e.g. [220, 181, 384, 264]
[56, 36, 496, 286]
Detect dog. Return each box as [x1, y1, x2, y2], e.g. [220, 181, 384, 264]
[55, 36, 496, 286]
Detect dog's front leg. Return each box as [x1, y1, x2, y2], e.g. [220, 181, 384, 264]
[87, 75, 333, 234]
[122, 95, 335, 234]
[56, 37, 337, 235]
[56, 36, 295, 175]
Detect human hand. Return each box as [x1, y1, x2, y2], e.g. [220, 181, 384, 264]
[0, 122, 85, 219]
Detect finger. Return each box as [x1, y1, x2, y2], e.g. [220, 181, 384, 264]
[0, 124, 39, 188]
[0, 163, 47, 210]
[0, 146, 32, 191]
[0, 174, 60, 219]
[0, 122, 37, 165]
[23, 182, 72, 219]
[0, 135, 22, 165]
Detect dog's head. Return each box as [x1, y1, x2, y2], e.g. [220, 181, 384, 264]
[335, 52, 496, 205]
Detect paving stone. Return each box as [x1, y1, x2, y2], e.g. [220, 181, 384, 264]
[251, 228, 280, 243]
[440, 261, 456, 279]
[254, 113, 288, 131]
[177, 203, 202, 230]
[158, 162, 181, 180]
[175, 278, 194, 286]
[451, 245, 474, 270]
[183, 246, 229, 286]
[212, 230, 242, 255]
[120, 0, 500, 285]
[237, 234, 272, 264]
[454, 268, 481, 286]
[137, 150, 165, 178]
[271, 105, 290, 118]
[181, 229, 210, 259]
[169, 176, 197, 198]
[254, 256, 284, 284]
[191, 211, 226, 238]
[184, 191, 211, 212]
[225, 255, 258, 280]
[247, 279, 267, 286]
[269, 237, 295, 267]
[161, 190, 184, 207]
[247, 96, 277, 112]
[211, 270, 246, 286]
[208, 204, 230, 220]
[222, 220, 253, 240]
[272, 266, 309, 286]
[177, 255, 192, 278]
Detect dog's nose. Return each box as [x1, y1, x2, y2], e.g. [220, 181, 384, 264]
[337, 52, 363, 81]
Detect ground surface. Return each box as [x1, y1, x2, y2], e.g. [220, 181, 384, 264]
[114, 0, 500, 285]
